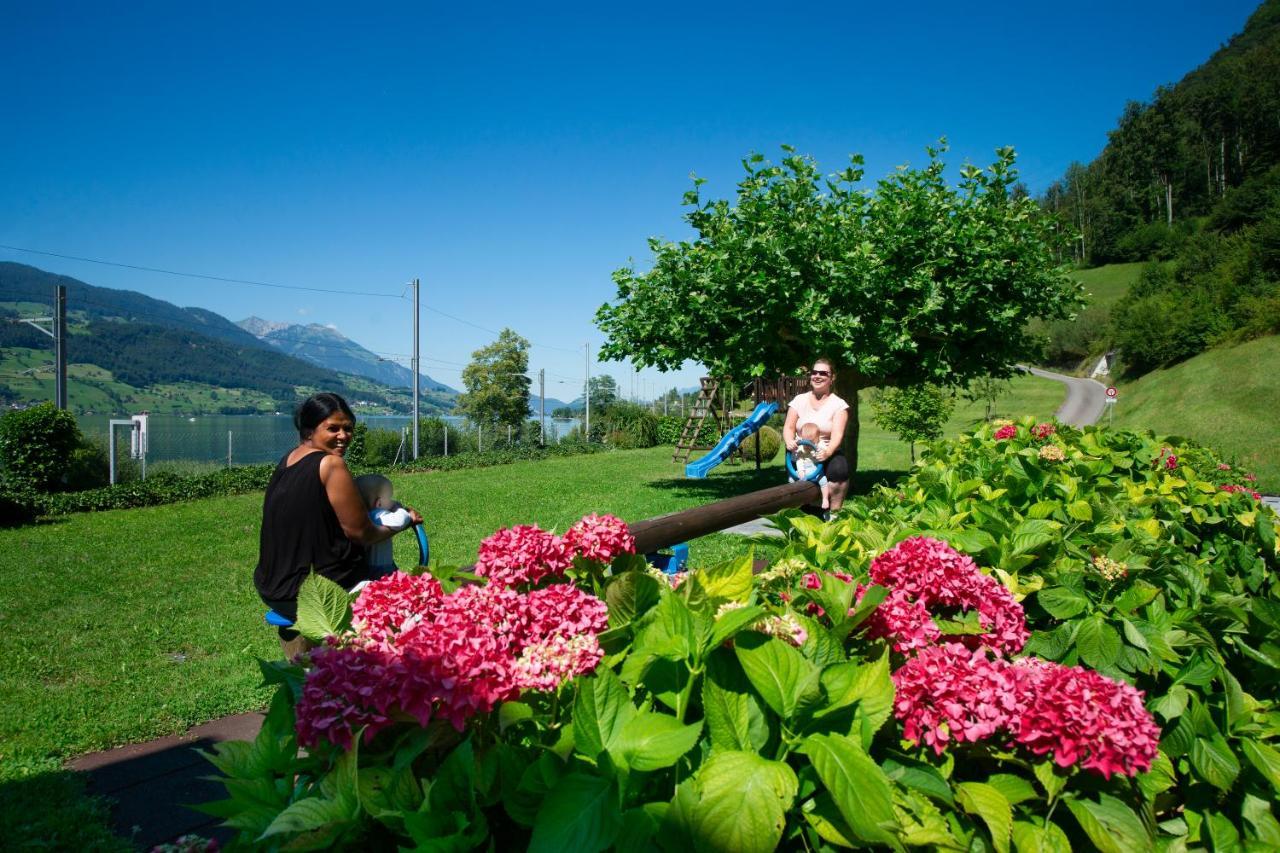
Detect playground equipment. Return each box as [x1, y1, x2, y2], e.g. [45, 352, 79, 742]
[685, 401, 778, 478]
[265, 523, 430, 628]
[679, 374, 813, 479]
[785, 438, 825, 483]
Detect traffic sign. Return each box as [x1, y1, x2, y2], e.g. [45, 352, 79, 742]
[1105, 386, 1118, 399]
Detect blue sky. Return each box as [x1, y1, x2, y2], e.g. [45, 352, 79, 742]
[0, 1, 1262, 399]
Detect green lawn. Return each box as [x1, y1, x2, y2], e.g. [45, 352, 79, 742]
[1112, 334, 1280, 491]
[1072, 261, 1145, 308]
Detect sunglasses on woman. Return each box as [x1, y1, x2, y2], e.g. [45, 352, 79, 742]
[810, 370, 831, 377]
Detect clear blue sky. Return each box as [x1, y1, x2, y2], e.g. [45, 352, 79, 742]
[0, 1, 1262, 399]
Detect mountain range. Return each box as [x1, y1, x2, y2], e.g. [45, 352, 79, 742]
[236, 316, 458, 394]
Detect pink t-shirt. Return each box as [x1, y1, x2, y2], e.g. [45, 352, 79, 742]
[789, 392, 849, 443]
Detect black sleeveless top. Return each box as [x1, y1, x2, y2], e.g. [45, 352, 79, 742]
[253, 450, 366, 602]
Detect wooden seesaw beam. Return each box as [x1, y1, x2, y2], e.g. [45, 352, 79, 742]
[627, 479, 821, 555]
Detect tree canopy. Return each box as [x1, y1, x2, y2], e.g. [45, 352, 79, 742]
[596, 144, 1081, 470]
[454, 329, 531, 434]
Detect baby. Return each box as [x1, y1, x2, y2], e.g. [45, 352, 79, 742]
[355, 473, 415, 577]
[792, 422, 831, 510]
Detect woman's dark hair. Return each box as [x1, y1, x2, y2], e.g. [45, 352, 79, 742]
[294, 392, 355, 440]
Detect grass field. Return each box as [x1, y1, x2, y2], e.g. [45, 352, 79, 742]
[1072, 261, 1145, 308]
[1112, 334, 1280, 490]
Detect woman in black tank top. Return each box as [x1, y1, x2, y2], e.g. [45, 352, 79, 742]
[254, 393, 421, 642]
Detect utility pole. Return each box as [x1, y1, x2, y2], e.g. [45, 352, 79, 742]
[412, 278, 420, 459]
[18, 285, 68, 409]
[539, 368, 546, 446]
[584, 342, 591, 442]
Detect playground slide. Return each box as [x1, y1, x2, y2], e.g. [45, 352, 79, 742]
[685, 401, 779, 479]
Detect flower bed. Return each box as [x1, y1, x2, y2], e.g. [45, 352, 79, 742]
[202, 420, 1280, 850]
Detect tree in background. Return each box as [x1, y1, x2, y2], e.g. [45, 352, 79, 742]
[596, 143, 1079, 474]
[871, 384, 956, 462]
[585, 375, 619, 411]
[963, 374, 1012, 422]
[454, 329, 531, 437]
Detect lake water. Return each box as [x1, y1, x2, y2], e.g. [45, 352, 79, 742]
[75, 413, 583, 465]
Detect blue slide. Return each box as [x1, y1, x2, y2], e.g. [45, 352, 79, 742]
[685, 401, 779, 479]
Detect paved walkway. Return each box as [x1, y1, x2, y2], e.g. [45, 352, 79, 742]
[1019, 364, 1109, 427]
[68, 712, 263, 848]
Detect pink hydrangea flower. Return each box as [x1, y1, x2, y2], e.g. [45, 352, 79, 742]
[892, 646, 1161, 778]
[1011, 658, 1161, 778]
[869, 537, 1027, 655]
[994, 424, 1017, 441]
[1031, 422, 1056, 440]
[563, 513, 636, 564]
[296, 516, 614, 748]
[1218, 463, 1232, 471]
[473, 524, 573, 588]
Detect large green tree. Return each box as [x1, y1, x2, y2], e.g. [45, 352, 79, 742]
[454, 328, 531, 435]
[596, 144, 1081, 473]
[585, 374, 619, 410]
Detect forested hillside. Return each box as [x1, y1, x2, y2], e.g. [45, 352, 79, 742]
[1038, 0, 1280, 376]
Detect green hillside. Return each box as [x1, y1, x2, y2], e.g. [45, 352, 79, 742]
[1111, 334, 1280, 489]
[1072, 262, 1144, 308]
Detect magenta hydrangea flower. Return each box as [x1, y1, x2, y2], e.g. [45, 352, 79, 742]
[892, 645, 1161, 778]
[563, 513, 636, 564]
[473, 524, 573, 588]
[295, 516, 614, 749]
[1031, 422, 1056, 440]
[994, 424, 1017, 441]
[869, 537, 1027, 655]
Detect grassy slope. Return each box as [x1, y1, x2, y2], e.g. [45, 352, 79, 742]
[1072, 261, 1145, 308]
[1112, 335, 1280, 490]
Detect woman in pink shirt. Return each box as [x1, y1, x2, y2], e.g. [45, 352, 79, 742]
[782, 357, 851, 513]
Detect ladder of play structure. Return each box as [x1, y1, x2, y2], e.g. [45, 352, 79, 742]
[673, 377, 721, 463]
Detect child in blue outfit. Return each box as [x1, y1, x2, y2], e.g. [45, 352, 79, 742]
[355, 474, 415, 578]
[791, 422, 831, 510]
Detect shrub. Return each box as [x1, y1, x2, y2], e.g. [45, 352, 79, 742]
[361, 428, 405, 467]
[0, 475, 38, 527]
[870, 383, 955, 460]
[743, 424, 781, 462]
[599, 402, 658, 448]
[656, 414, 721, 447]
[0, 403, 83, 491]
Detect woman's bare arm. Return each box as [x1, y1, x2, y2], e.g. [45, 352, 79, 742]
[783, 407, 799, 451]
[319, 454, 397, 545]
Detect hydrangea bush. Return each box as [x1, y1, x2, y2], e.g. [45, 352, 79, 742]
[202, 422, 1280, 850]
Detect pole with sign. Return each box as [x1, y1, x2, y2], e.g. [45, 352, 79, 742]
[1104, 386, 1118, 428]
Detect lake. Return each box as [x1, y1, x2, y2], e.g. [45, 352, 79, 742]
[75, 413, 584, 465]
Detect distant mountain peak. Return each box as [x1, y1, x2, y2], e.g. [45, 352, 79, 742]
[237, 316, 291, 336]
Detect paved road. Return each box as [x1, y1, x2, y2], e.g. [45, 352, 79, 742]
[1020, 365, 1109, 427]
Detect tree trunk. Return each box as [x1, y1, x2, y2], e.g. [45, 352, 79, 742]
[834, 372, 861, 477]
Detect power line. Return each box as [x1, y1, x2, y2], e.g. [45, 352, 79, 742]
[0, 244, 406, 298]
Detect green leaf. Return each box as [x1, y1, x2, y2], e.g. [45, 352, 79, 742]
[691, 551, 755, 605]
[573, 669, 636, 760]
[259, 795, 355, 842]
[882, 756, 953, 806]
[1037, 587, 1089, 620]
[1011, 820, 1071, 853]
[1204, 811, 1241, 852]
[504, 752, 563, 827]
[956, 782, 1012, 853]
[1010, 519, 1058, 557]
[688, 750, 798, 853]
[613, 713, 701, 772]
[1064, 794, 1153, 853]
[637, 592, 696, 661]
[804, 733, 898, 847]
[817, 655, 894, 747]
[428, 739, 476, 816]
[528, 772, 622, 853]
[733, 630, 818, 719]
[1243, 792, 1280, 848]
[708, 604, 766, 649]
[1241, 739, 1280, 793]
[1031, 761, 1068, 801]
[1137, 750, 1176, 801]
[1074, 615, 1121, 668]
[985, 773, 1038, 806]
[1066, 499, 1093, 521]
[615, 807, 660, 853]
[702, 672, 752, 752]
[1190, 734, 1240, 791]
[606, 570, 662, 627]
[499, 701, 534, 733]
[1112, 580, 1160, 614]
[837, 583, 889, 638]
[293, 572, 353, 642]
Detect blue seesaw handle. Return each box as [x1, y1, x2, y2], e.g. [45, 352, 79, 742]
[785, 438, 825, 482]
